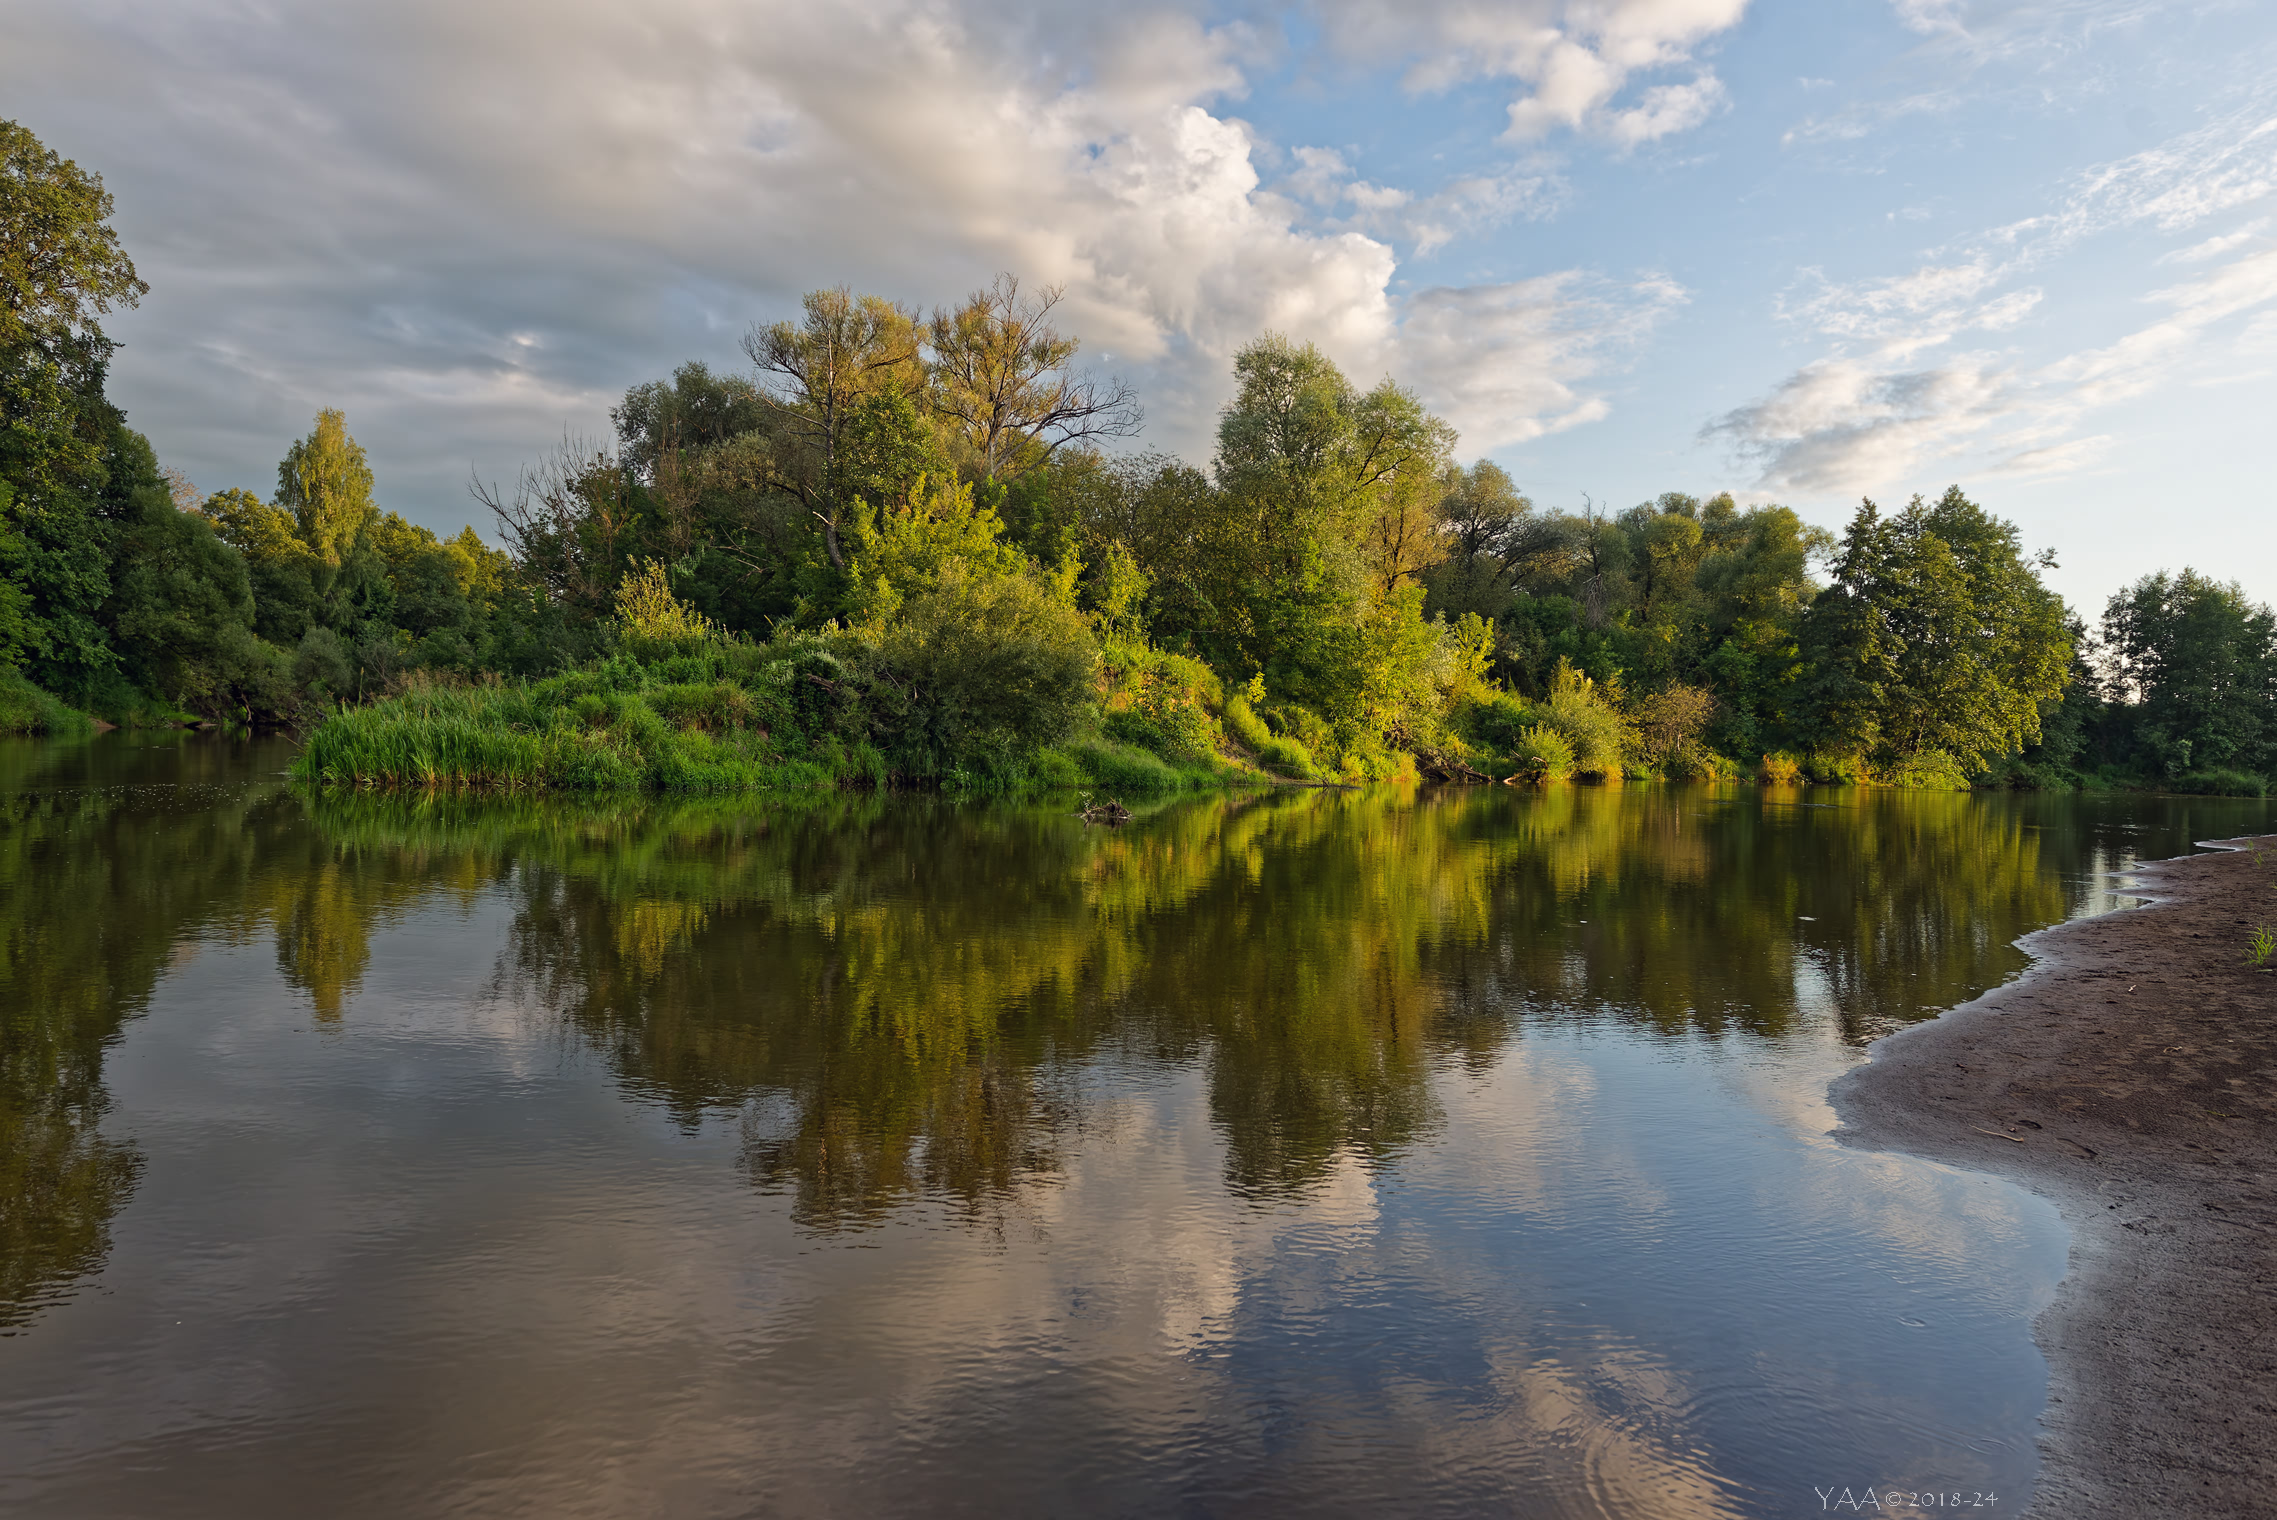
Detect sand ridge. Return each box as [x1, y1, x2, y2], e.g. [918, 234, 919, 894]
[1831, 834, 2277, 1520]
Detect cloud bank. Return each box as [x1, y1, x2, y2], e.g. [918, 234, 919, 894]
[0, 0, 1731, 526]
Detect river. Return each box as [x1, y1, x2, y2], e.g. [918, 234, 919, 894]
[1, 732, 2268, 1517]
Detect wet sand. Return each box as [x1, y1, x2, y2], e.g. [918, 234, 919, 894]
[1831, 834, 2277, 1519]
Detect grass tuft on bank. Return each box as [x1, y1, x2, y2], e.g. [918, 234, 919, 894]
[0, 669, 97, 737]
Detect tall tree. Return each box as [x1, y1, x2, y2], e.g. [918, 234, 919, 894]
[925, 275, 1141, 481]
[2101, 569, 2276, 776]
[742, 288, 924, 570]
[1, 119, 147, 694]
[275, 409, 376, 567]
[0, 118, 146, 502]
[1799, 487, 2069, 770]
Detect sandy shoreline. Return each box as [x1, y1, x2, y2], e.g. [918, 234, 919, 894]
[1830, 833, 2277, 1520]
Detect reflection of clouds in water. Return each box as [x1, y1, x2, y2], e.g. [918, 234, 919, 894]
[1431, 1038, 1627, 1220]
[300, 1046, 1742, 1516]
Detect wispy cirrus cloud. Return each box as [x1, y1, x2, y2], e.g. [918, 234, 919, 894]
[1712, 100, 2277, 494]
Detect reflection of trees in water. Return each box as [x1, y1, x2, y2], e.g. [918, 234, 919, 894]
[0, 738, 302, 1328]
[1424, 787, 2074, 1042]
[0, 735, 473, 1328]
[308, 784, 2111, 1235]
[0, 750, 2211, 1318]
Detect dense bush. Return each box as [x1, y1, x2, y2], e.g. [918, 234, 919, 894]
[1882, 750, 1971, 791]
[2169, 768, 2267, 798]
[0, 668, 94, 735]
[1507, 725, 1576, 784]
[1530, 662, 1626, 779]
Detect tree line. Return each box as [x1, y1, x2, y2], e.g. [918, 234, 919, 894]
[4, 116, 2271, 793]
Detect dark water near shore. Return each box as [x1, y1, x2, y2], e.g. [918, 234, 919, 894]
[2, 733, 2269, 1518]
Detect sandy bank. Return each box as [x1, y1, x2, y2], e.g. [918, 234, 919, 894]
[1830, 834, 2277, 1519]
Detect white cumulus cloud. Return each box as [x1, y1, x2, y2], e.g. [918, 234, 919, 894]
[0, 0, 1695, 528]
[1310, 0, 1746, 145]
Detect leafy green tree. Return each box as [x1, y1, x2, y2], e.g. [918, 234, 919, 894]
[275, 409, 375, 567]
[0, 479, 34, 668]
[0, 120, 149, 699]
[1799, 487, 2069, 771]
[1690, 498, 1828, 757]
[1207, 334, 1454, 705]
[1418, 461, 1554, 623]
[205, 486, 322, 645]
[98, 426, 280, 716]
[2100, 569, 2276, 777]
[742, 288, 925, 571]
[1, 119, 146, 505]
[611, 361, 767, 485]
[925, 274, 1140, 481]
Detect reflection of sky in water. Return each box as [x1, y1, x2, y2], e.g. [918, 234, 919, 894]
[0, 753, 2269, 1518]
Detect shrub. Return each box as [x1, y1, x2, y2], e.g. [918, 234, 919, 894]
[1533, 661, 1626, 778]
[649, 681, 758, 734]
[1759, 751, 1802, 785]
[1100, 650, 1222, 764]
[1804, 751, 1873, 786]
[1333, 731, 1416, 784]
[1458, 691, 1534, 755]
[2172, 768, 2267, 798]
[1063, 736, 1184, 793]
[1625, 684, 1716, 773]
[860, 564, 1099, 773]
[1256, 733, 1319, 779]
[1883, 750, 1971, 791]
[1025, 745, 1090, 791]
[1262, 700, 1332, 757]
[1666, 746, 1737, 781]
[294, 626, 353, 699]
[1222, 692, 1273, 753]
[0, 668, 94, 736]
[1508, 725, 1575, 784]
[614, 559, 720, 648]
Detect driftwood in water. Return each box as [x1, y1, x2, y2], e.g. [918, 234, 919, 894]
[1078, 796, 1133, 825]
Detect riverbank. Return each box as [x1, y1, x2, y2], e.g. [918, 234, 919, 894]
[1831, 834, 2277, 1518]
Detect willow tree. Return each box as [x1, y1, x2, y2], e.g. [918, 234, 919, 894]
[742, 288, 924, 570]
[925, 274, 1140, 481]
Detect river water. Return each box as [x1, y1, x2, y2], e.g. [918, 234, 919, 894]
[1, 733, 2268, 1518]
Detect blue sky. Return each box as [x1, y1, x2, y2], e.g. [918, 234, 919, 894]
[4, 0, 2272, 615]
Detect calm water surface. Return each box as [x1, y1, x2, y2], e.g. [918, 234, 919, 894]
[2, 733, 2269, 1518]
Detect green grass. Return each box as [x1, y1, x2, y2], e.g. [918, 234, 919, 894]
[2171, 768, 2268, 798]
[0, 669, 96, 737]
[293, 642, 1269, 798]
[294, 677, 836, 793]
[1046, 736, 1235, 794]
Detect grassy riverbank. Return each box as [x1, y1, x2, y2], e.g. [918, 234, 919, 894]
[290, 632, 1251, 795]
[286, 629, 2273, 800]
[0, 669, 97, 737]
